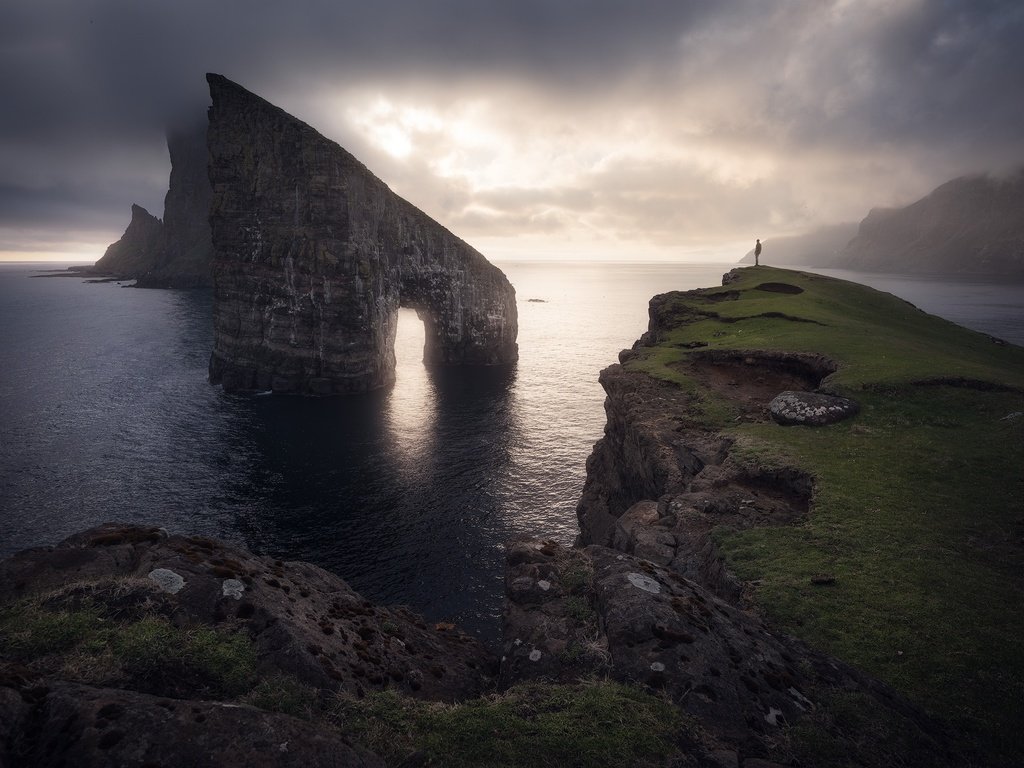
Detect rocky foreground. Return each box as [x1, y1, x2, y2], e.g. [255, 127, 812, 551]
[0, 524, 958, 766]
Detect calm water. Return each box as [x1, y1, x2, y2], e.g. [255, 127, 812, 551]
[1, 261, 1022, 642]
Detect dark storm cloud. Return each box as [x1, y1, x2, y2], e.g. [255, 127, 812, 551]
[1, 0, 719, 139]
[772, 0, 1024, 152]
[1, 0, 1022, 258]
[0, 0, 727, 254]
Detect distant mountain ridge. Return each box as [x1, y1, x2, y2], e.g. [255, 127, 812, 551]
[840, 170, 1024, 276]
[742, 170, 1024, 277]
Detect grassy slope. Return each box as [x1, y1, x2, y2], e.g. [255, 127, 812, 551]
[625, 266, 1024, 761]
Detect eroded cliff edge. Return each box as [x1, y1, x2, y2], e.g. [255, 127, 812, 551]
[566, 265, 1024, 765]
[206, 74, 518, 395]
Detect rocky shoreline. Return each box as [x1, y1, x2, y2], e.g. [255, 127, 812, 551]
[1, 268, 979, 767]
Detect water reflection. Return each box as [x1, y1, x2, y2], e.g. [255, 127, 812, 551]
[212, 310, 521, 638]
[384, 310, 438, 481]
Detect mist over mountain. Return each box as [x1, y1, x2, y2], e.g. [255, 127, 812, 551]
[743, 170, 1024, 277]
[740, 222, 858, 267]
[838, 170, 1024, 277]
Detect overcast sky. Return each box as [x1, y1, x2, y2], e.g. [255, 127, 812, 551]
[2, 0, 1022, 262]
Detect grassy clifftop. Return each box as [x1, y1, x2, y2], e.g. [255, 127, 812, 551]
[624, 266, 1024, 762]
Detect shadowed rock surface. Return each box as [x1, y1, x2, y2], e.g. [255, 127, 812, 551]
[1, 682, 382, 767]
[206, 73, 518, 395]
[93, 123, 214, 288]
[94, 203, 164, 279]
[501, 538, 958, 767]
[0, 523, 494, 702]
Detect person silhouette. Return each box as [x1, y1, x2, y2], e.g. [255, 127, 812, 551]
[754, 238, 762, 266]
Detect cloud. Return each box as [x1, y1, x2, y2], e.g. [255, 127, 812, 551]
[1, 0, 1022, 261]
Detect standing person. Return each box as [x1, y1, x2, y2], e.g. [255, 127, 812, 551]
[754, 238, 762, 266]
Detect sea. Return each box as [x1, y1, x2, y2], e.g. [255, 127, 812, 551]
[2, 260, 1022, 643]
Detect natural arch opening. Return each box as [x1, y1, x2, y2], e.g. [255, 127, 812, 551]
[394, 308, 427, 368]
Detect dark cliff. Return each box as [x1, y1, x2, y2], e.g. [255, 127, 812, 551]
[94, 203, 164, 277]
[7, 265, 1019, 764]
[206, 73, 518, 395]
[837, 170, 1024, 276]
[93, 123, 214, 288]
[573, 266, 1024, 765]
[753, 171, 1024, 276]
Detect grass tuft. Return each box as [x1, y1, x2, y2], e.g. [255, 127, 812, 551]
[335, 680, 689, 768]
[0, 598, 257, 698]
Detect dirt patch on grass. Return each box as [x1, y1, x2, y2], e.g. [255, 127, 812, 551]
[674, 350, 838, 422]
[755, 282, 804, 295]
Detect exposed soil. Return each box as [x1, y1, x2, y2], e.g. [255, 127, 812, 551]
[672, 350, 838, 422]
[755, 282, 804, 294]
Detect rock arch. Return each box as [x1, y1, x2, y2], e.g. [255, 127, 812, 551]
[206, 74, 518, 395]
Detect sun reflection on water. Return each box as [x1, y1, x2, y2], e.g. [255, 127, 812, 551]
[384, 309, 438, 478]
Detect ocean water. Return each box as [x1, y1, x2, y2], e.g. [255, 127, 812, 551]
[1, 261, 1022, 642]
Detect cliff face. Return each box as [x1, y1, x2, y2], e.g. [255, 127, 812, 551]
[570, 266, 1024, 766]
[837, 171, 1024, 276]
[93, 123, 214, 288]
[93, 203, 164, 277]
[206, 73, 518, 395]
[576, 285, 826, 592]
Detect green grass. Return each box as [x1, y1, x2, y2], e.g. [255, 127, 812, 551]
[242, 675, 322, 718]
[627, 267, 1024, 762]
[335, 680, 689, 768]
[631, 266, 1024, 393]
[0, 594, 258, 698]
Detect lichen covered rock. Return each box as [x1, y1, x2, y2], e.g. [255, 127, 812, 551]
[769, 390, 860, 426]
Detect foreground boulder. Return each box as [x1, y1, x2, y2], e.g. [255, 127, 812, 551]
[768, 390, 860, 426]
[0, 523, 494, 702]
[502, 537, 959, 767]
[0, 524, 501, 767]
[206, 74, 518, 395]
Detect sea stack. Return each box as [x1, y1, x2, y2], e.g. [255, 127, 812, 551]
[205, 73, 519, 395]
[94, 122, 214, 288]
